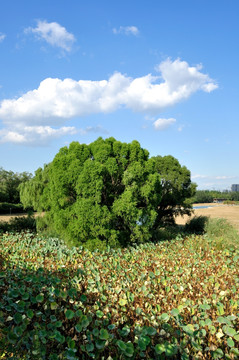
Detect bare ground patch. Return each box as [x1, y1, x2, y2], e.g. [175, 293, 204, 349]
[176, 204, 239, 231]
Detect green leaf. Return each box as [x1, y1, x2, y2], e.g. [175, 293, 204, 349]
[93, 328, 99, 337]
[75, 324, 82, 333]
[230, 348, 239, 356]
[26, 309, 34, 319]
[7, 331, 18, 344]
[147, 326, 157, 336]
[200, 303, 211, 310]
[138, 336, 150, 351]
[80, 294, 87, 303]
[155, 343, 165, 354]
[13, 313, 22, 325]
[99, 328, 109, 340]
[182, 324, 194, 336]
[86, 343, 94, 352]
[65, 309, 75, 320]
[96, 310, 104, 318]
[233, 333, 239, 341]
[119, 298, 127, 306]
[36, 294, 44, 303]
[108, 324, 116, 330]
[95, 339, 106, 350]
[171, 308, 180, 317]
[222, 326, 236, 337]
[165, 342, 178, 357]
[117, 340, 127, 351]
[68, 339, 76, 349]
[65, 349, 77, 360]
[212, 348, 224, 359]
[80, 314, 91, 328]
[227, 338, 235, 348]
[50, 302, 58, 310]
[160, 313, 169, 322]
[124, 343, 134, 357]
[136, 307, 142, 315]
[14, 326, 23, 337]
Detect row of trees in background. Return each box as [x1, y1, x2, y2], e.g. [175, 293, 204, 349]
[0, 168, 32, 214]
[20, 137, 196, 249]
[193, 189, 239, 203]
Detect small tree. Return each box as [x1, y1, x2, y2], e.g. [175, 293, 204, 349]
[151, 155, 196, 225]
[20, 138, 195, 248]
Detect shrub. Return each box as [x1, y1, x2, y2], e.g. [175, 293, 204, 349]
[184, 215, 208, 234]
[0, 215, 36, 233]
[0, 202, 25, 214]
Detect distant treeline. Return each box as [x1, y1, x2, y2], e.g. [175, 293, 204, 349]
[192, 190, 239, 203]
[0, 167, 32, 214]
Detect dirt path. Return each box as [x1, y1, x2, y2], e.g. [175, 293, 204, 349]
[176, 204, 239, 231]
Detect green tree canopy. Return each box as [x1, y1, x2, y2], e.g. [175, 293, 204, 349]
[20, 137, 195, 249]
[0, 167, 32, 203]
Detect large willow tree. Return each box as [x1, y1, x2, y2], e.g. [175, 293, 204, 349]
[20, 137, 195, 249]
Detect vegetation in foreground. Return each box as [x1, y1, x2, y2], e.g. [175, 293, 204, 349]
[0, 220, 238, 359]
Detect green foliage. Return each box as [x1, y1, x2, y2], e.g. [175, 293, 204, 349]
[0, 167, 32, 204]
[205, 217, 239, 249]
[151, 155, 196, 225]
[193, 189, 239, 203]
[0, 215, 36, 233]
[193, 190, 214, 203]
[0, 202, 25, 215]
[20, 138, 194, 249]
[184, 215, 208, 234]
[0, 232, 238, 359]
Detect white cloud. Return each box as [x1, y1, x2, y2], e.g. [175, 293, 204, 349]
[0, 126, 77, 145]
[0, 33, 6, 43]
[79, 126, 109, 135]
[0, 58, 217, 145]
[0, 59, 217, 124]
[25, 20, 76, 51]
[177, 125, 184, 132]
[192, 174, 208, 179]
[192, 174, 238, 190]
[153, 118, 176, 131]
[215, 176, 236, 180]
[192, 174, 236, 180]
[113, 26, 139, 36]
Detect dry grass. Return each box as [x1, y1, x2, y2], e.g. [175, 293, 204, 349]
[0, 213, 28, 222]
[1, 205, 239, 232]
[176, 203, 239, 231]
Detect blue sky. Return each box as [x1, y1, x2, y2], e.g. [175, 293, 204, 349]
[0, 0, 238, 190]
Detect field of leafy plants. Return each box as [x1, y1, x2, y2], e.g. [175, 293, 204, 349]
[0, 231, 239, 359]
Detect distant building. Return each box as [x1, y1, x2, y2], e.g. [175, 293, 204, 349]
[231, 184, 239, 192]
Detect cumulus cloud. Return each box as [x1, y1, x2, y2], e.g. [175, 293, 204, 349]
[0, 59, 217, 124]
[0, 58, 217, 144]
[113, 26, 139, 36]
[25, 20, 76, 51]
[0, 33, 6, 43]
[153, 118, 176, 131]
